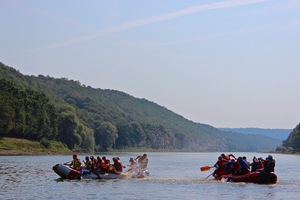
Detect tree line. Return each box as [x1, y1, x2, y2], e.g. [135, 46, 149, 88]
[0, 77, 181, 152]
[1, 62, 287, 152]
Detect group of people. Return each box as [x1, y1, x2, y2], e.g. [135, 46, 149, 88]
[213, 153, 276, 177]
[68, 153, 148, 178]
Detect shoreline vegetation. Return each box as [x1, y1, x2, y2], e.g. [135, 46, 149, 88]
[0, 137, 181, 156]
[0, 137, 71, 156]
[1, 137, 299, 156]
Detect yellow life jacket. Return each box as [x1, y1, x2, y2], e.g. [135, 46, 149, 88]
[72, 158, 81, 170]
[84, 160, 91, 170]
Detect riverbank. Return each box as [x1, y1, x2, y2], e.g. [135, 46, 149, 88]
[2, 137, 299, 156]
[0, 137, 71, 155]
[0, 137, 183, 155]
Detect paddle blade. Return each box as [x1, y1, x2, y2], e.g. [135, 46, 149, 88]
[200, 166, 211, 171]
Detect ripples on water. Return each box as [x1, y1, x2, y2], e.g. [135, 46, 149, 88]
[0, 153, 299, 200]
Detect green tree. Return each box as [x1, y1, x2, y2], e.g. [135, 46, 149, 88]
[57, 112, 78, 149]
[115, 122, 146, 148]
[80, 126, 95, 153]
[95, 122, 118, 151]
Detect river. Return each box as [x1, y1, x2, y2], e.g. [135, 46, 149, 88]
[0, 152, 299, 200]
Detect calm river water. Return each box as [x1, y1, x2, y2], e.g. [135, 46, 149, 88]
[0, 152, 299, 200]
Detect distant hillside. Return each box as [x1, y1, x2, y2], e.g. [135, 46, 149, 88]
[219, 128, 291, 141]
[276, 123, 300, 153]
[0, 62, 282, 152]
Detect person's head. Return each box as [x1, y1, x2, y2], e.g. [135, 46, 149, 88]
[113, 157, 117, 162]
[221, 154, 225, 158]
[266, 155, 273, 161]
[73, 154, 77, 159]
[90, 156, 94, 160]
[129, 158, 134, 162]
[242, 156, 247, 160]
[143, 153, 147, 157]
[218, 156, 222, 160]
[102, 156, 106, 160]
[85, 156, 89, 161]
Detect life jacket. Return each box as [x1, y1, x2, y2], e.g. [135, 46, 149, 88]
[93, 159, 97, 167]
[256, 160, 264, 170]
[84, 159, 91, 170]
[90, 159, 98, 170]
[72, 158, 81, 170]
[100, 163, 107, 172]
[114, 160, 123, 172]
[216, 158, 227, 170]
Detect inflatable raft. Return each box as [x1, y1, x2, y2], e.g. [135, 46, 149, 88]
[214, 170, 277, 184]
[52, 164, 149, 179]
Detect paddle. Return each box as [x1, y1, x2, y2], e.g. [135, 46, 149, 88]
[64, 161, 72, 165]
[200, 165, 214, 172]
[202, 172, 214, 181]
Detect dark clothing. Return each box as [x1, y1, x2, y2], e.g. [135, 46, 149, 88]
[224, 161, 234, 174]
[264, 159, 275, 173]
[234, 159, 250, 175]
[251, 162, 257, 172]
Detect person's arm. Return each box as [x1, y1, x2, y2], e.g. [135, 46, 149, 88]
[214, 162, 218, 168]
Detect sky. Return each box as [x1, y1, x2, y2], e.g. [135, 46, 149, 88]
[1, 0, 300, 129]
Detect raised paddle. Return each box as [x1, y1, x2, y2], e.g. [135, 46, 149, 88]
[200, 165, 214, 171]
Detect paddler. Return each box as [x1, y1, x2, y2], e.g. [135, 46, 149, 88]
[68, 154, 82, 171]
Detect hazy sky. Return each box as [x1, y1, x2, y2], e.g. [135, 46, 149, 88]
[1, 0, 299, 129]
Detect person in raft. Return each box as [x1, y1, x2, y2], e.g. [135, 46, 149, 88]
[136, 153, 148, 170]
[127, 158, 142, 175]
[212, 156, 228, 176]
[262, 155, 276, 173]
[221, 153, 236, 161]
[212, 153, 236, 176]
[232, 157, 250, 175]
[68, 154, 82, 171]
[89, 156, 101, 179]
[112, 157, 123, 174]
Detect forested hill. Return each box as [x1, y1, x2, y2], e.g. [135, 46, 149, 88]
[0, 62, 282, 152]
[219, 128, 291, 141]
[276, 123, 300, 153]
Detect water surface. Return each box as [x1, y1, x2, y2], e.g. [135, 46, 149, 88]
[0, 152, 299, 200]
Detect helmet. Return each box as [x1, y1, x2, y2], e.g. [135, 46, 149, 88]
[85, 156, 89, 160]
[267, 155, 273, 160]
[73, 154, 77, 158]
